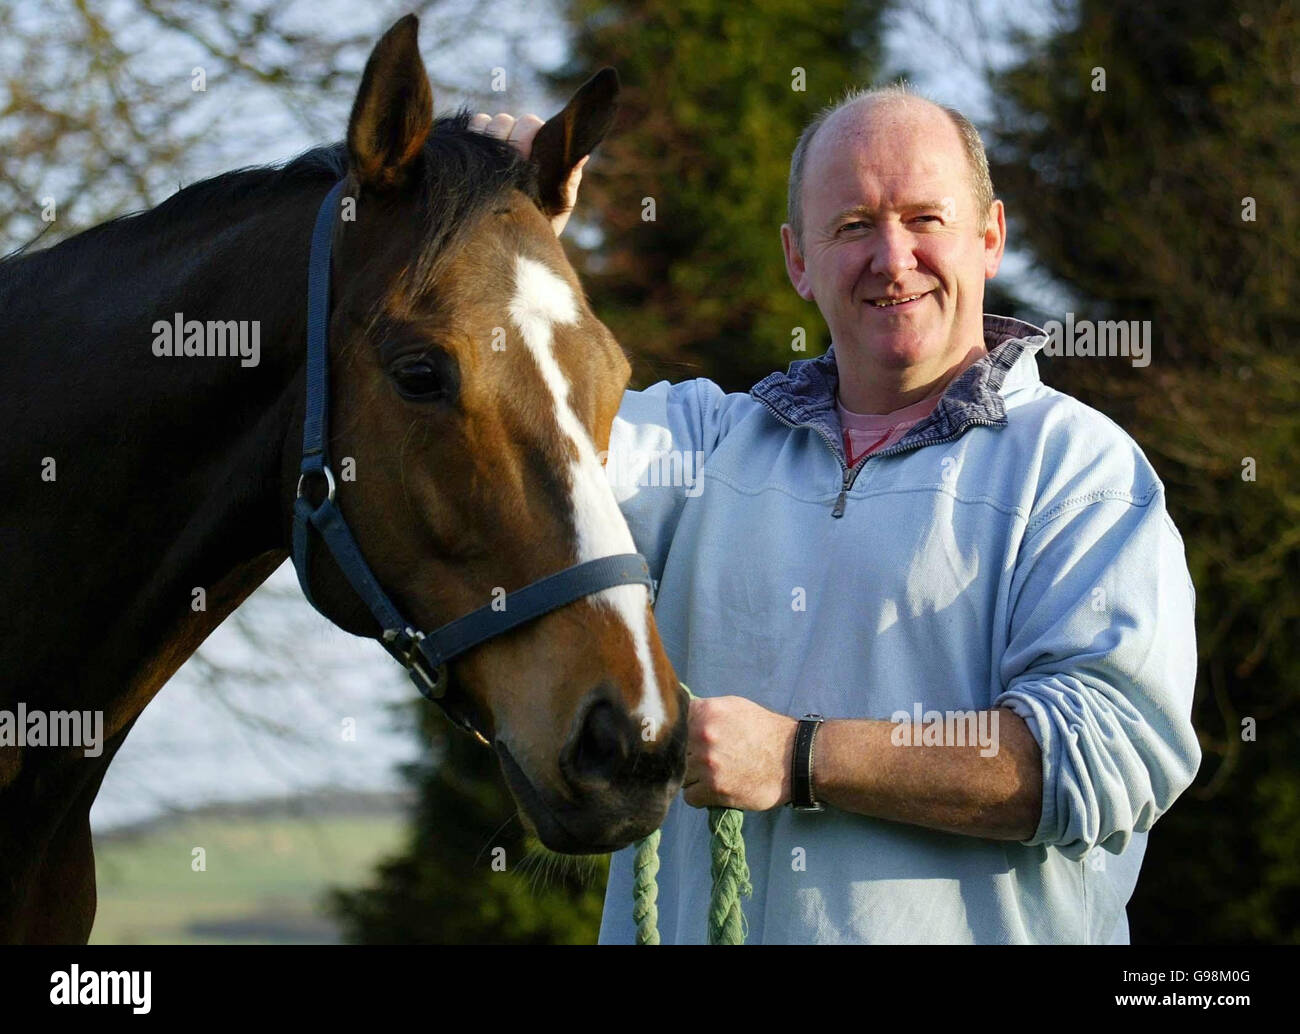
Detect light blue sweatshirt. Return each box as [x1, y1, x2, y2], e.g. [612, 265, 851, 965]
[597, 315, 1200, 944]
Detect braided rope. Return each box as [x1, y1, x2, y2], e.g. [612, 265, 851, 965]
[633, 683, 752, 944]
[632, 829, 661, 945]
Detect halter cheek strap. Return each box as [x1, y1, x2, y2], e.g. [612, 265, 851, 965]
[291, 179, 653, 743]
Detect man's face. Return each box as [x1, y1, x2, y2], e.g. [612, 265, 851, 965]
[782, 99, 1005, 387]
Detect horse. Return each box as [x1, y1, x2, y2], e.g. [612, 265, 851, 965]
[0, 14, 687, 944]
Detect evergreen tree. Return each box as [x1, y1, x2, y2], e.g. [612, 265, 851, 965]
[552, 0, 888, 389]
[329, 703, 609, 944]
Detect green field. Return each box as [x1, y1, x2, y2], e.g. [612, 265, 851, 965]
[91, 796, 408, 945]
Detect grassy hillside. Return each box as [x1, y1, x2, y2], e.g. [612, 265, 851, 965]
[90, 791, 410, 944]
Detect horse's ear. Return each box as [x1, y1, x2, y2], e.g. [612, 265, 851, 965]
[531, 67, 620, 217]
[346, 14, 433, 192]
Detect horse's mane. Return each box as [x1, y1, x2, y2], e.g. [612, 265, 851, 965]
[0, 109, 541, 284]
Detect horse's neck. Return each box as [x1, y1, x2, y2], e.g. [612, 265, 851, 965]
[0, 182, 324, 735]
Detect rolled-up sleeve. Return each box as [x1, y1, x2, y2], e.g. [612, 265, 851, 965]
[993, 486, 1201, 860]
[605, 377, 746, 582]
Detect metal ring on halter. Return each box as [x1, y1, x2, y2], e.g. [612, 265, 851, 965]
[296, 465, 337, 503]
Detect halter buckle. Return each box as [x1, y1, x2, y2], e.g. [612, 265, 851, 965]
[409, 653, 450, 700]
[389, 629, 484, 744]
[384, 627, 449, 699]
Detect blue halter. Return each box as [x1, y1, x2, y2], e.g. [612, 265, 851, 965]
[291, 179, 653, 743]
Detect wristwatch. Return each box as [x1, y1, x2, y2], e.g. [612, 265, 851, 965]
[791, 713, 825, 812]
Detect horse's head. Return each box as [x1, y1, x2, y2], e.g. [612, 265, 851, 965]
[294, 15, 686, 853]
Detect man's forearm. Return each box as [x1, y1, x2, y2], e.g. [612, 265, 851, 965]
[811, 708, 1043, 840]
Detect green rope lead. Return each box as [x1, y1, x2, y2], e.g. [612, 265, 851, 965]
[633, 683, 752, 944]
[632, 829, 661, 944]
[705, 805, 752, 944]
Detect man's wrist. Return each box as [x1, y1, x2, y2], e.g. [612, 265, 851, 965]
[779, 716, 798, 806]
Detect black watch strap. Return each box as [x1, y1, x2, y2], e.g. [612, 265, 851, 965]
[791, 714, 825, 812]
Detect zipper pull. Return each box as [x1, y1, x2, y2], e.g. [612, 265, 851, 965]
[832, 480, 849, 518]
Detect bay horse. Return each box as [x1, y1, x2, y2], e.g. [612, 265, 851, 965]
[0, 14, 686, 944]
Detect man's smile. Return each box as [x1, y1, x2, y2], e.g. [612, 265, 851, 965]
[864, 289, 933, 310]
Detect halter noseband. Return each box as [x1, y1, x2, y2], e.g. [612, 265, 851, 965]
[291, 179, 653, 744]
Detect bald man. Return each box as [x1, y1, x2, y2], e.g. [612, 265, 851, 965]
[475, 88, 1199, 944]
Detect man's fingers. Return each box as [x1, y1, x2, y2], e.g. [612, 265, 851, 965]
[507, 113, 545, 158]
[466, 111, 586, 236]
[469, 112, 546, 161]
[484, 112, 516, 141]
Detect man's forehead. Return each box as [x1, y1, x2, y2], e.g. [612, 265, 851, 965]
[821, 93, 953, 142]
[815, 98, 962, 173]
[805, 100, 968, 212]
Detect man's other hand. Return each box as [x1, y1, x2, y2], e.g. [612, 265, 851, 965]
[468, 112, 589, 237]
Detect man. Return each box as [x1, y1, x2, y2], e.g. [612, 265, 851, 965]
[473, 85, 1200, 944]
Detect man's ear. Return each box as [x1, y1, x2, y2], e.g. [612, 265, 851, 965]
[346, 14, 433, 192]
[781, 223, 815, 301]
[531, 68, 620, 217]
[983, 199, 1007, 279]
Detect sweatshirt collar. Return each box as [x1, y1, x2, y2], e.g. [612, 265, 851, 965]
[750, 314, 1046, 457]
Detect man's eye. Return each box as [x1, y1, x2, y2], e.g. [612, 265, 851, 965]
[840, 221, 869, 232]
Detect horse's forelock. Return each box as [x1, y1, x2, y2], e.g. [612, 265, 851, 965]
[405, 111, 542, 295]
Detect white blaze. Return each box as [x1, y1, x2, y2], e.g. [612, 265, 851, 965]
[508, 255, 665, 733]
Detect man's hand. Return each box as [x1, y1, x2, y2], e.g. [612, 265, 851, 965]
[468, 112, 589, 237]
[683, 695, 799, 811]
[681, 699, 1043, 837]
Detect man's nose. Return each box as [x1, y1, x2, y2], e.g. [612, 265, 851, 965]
[867, 222, 918, 281]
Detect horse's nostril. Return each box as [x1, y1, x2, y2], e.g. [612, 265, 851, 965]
[570, 698, 631, 783]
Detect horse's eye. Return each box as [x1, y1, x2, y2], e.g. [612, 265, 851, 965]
[390, 352, 459, 403]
